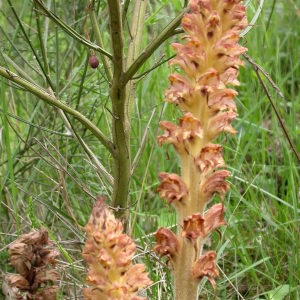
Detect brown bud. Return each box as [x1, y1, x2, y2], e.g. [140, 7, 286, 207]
[89, 54, 99, 69]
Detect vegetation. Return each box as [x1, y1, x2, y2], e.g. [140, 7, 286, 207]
[0, 0, 299, 299]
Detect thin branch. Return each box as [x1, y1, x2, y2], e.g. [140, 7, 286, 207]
[121, 0, 131, 24]
[246, 59, 300, 163]
[131, 107, 156, 175]
[243, 54, 284, 99]
[108, 0, 125, 74]
[122, 7, 188, 85]
[33, 0, 112, 59]
[89, 1, 113, 82]
[132, 54, 176, 80]
[0, 66, 114, 155]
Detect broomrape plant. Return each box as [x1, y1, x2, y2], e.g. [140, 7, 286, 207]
[153, 0, 247, 299]
[82, 197, 152, 299]
[3, 229, 60, 300]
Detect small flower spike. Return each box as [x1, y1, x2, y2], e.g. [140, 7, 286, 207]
[4, 228, 60, 300]
[82, 197, 152, 300]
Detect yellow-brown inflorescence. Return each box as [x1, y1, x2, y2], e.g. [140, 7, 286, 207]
[154, 0, 247, 298]
[82, 197, 152, 300]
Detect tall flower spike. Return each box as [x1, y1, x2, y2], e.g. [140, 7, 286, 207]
[154, 0, 247, 298]
[82, 197, 152, 300]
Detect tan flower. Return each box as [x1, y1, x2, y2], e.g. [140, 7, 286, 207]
[206, 110, 238, 140]
[6, 274, 29, 290]
[182, 214, 204, 255]
[164, 74, 200, 112]
[208, 89, 237, 111]
[195, 144, 225, 173]
[203, 203, 227, 238]
[158, 113, 203, 155]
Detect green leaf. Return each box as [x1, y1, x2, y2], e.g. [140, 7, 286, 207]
[268, 285, 290, 300]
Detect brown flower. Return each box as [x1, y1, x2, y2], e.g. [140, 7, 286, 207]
[206, 110, 237, 141]
[192, 250, 219, 290]
[195, 144, 225, 173]
[153, 228, 179, 261]
[6, 228, 60, 299]
[182, 214, 204, 242]
[182, 214, 204, 255]
[203, 203, 227, 238]
[157, 172, 188, 206]
[199, 169, 231, 203]
[158, 113, 203, 155]
[164, 74, 199, 112]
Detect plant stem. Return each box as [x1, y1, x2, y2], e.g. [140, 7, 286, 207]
[108, 0, 131, 219]
[174, 157, 205, 299]
[174, 241, 199, 299]
[1, 80, 20, 233]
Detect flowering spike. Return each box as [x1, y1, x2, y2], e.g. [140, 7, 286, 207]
[83, 197, 152, 299]
[155, 0, 247, 298]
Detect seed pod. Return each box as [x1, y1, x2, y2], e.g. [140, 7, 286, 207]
[89, 54, 99, 69]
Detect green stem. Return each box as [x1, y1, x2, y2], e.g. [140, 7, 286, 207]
[34, 2, 51, 79]
[1, 79, 20, 233]
[0, 66, 114, 154]
[108, 0, 131, 219]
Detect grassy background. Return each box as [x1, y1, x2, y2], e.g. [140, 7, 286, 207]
[0, 0, 299, 299]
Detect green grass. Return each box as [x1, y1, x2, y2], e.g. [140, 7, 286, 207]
[0, 0, 299, 299]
